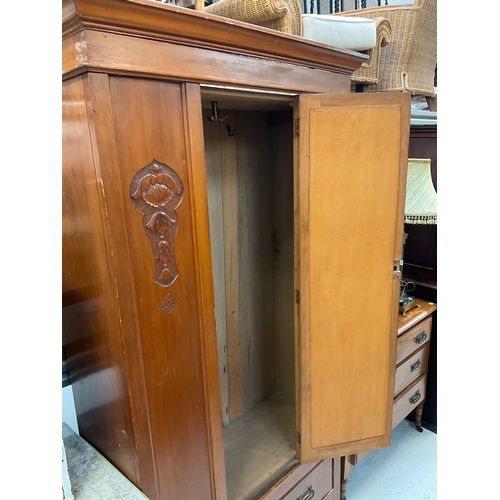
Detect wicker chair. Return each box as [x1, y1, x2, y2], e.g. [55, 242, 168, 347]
[202, 0, 303, 36]
[334, 0, 437, 99]
[348, 16, 391, 88]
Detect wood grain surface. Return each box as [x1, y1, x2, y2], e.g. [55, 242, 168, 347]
[62, 75, 141, 488]
[63, 0, 366, 77]
[64, 74, 226, 499]
[296, 92, 410, 462]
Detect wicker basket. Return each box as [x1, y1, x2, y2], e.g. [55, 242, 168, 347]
[334, 0, 437, 97]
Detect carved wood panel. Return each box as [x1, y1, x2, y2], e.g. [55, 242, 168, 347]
[130, 159, 184, 312]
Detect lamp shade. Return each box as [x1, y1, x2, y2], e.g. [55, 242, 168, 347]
[404, 158, 437, 225]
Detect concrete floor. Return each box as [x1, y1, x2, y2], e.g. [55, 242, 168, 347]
[63, 423, 148, 500]
[345, 419, 437, 500]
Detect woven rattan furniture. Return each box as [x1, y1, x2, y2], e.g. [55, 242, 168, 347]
[334, 0, 437, 98]
[203, 0, 303, 36]
[349, 15, 391, 87]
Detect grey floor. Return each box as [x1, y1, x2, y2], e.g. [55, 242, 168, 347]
[346, 419, 437, 500]
[63, 423, 149, 500]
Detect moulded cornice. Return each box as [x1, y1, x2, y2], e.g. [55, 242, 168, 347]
[62, 0, 367, 76]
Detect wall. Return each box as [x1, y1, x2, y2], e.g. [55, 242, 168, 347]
[62, 386, 79, 435]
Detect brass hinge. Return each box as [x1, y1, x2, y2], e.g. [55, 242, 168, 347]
[294, 118, 300, 137]
[297, 431, 301, 444]
[295, 289, 300, 304]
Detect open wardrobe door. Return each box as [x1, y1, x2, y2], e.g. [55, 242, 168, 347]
[295, 92, 410, 462]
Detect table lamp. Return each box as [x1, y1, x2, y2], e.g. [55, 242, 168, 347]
[400, 158, 437, 316]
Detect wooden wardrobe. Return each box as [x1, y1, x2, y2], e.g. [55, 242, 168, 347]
[62, 1, 410, 499]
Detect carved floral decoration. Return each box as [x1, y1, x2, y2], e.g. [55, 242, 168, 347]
[130, 159, 184, 313]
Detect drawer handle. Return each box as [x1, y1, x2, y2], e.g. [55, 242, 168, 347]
[414, 332, 427, 344]
[410, 359, 421, 372]
[409, 391, 421, 405]
[298, 486, 315, 500]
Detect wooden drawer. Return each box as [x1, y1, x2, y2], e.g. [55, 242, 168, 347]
[396, 317, 432, 364]
[262, 460, 334, 500]
[394, 344, 429, 396]
[392, 376, 426, 430]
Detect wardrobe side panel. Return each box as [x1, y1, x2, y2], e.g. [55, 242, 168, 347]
[203, 109, 230, 427]
[62, 76, 140, 485]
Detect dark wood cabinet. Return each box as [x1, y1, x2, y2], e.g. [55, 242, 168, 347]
[404, 124, 437, 289]
[62, 2, 410, 499]
[404, 123, 437, 432]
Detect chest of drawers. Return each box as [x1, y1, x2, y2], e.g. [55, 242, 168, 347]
[393, 299, 436, 431]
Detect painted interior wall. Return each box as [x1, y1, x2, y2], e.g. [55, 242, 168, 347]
[62, 385, 79, 435]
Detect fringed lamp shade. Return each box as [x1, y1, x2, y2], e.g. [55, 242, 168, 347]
[404, 159, 437, 225]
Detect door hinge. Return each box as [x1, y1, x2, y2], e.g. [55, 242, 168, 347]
[294, 118, 300, 137]
[295, 289, 300, 304]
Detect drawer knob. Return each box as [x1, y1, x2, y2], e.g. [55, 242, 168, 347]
[414, 332, 427, 344]
[298, 486, 315, 500]
[409, 390, 421, 405]
[410, 359, 421, 372]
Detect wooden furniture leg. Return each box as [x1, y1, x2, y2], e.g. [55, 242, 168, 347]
[414, 401, 424, 432]
[340, 456, 351, 500]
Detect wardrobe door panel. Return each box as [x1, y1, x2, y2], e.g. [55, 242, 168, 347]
[109, 76, 225, 500]
[296, 92, 410, 462]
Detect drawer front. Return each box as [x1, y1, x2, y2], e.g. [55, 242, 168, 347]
[392, 376, 426, 430]
[394, 344, 429, 396]
[262, 460, 333, 500]
[396, 317, 432, 364]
